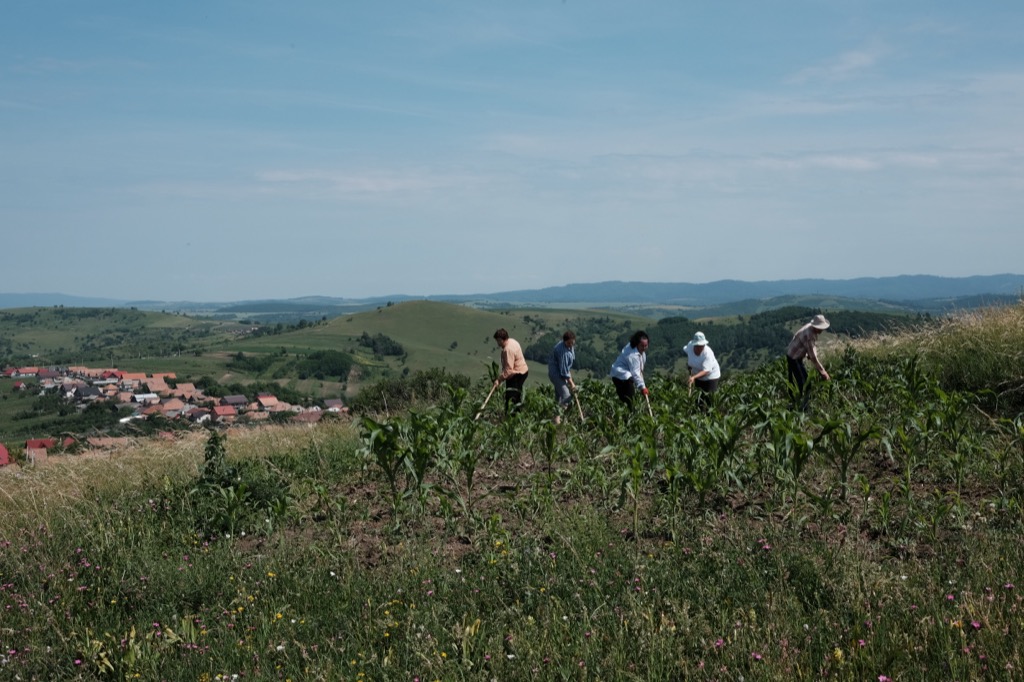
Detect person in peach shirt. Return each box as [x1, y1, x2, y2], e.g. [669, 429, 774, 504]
[492, 328, 529, 414]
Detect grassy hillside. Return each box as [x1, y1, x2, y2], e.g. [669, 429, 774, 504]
[0, 307, 250, 366]
[2, 304, 1024, 679]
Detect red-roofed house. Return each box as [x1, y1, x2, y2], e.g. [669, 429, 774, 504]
[25, 438, 56, 465]
[292, 411, 323, 425]
[257, 394, 280, 411]
[171, 382, 201, 400]
[145, 378, 170, 396]
[159, 398, 186, 417]
[120, 373, 147, 388]
[212, 405, 237, 423]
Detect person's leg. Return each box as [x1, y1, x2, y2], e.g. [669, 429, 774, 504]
[551, 376, 570, 422]
[505, 372, 527, 413]
[786, 356, 808, 410]
[613, 377, 635, 406]
[552, 376, 571, 406]
[695, 378, 719, 412]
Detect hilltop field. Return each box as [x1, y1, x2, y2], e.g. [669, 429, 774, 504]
[0, 300, 921, 445]
[0, 301, 1022, 679]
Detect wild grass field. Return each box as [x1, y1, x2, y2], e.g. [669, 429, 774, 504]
[1, 303, 1023, 680]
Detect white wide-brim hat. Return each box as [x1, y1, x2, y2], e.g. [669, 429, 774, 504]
[691, 331, 708, 345]
[810, 314, 830, 330]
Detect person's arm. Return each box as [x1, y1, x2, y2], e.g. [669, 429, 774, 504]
[630, 352, 646, 390]
[807, 344, 830, 380]
[559, 349, 575, 388]
[495, 347, 513, 384]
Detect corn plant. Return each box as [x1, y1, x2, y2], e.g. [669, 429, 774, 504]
[360, 415, 409, 520]
[617, 439, 657, 542]
[818, 413, 881, 503]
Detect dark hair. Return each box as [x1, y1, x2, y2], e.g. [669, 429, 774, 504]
[562, 330, 576, 343]
[493, 328, 509, 342]
[629, 330, 649, 349]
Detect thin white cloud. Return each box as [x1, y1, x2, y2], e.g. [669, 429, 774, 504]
[787, 45, 889, 84]
[257, 168, 482, 198]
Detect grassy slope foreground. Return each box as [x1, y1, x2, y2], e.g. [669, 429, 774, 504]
[1, 306, 1023, 680]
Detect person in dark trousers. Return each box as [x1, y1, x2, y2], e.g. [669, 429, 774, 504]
[493, 328, 529, 414]
[786, 314, 831, 411]
[548, 330, 577, 423]
[609, 330, 649, 407]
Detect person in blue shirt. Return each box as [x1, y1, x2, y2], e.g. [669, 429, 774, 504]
[547, 330, 577, 423]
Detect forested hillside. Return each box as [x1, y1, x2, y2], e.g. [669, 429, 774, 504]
[524, 306, 923, 372]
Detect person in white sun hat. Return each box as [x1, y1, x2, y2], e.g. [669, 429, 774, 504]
[786, 314, 831, 411]
[683, 331, 721, 410]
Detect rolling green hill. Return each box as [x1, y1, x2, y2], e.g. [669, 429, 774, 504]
[0, 307, 249, 366]
[236, 300, 648, 386]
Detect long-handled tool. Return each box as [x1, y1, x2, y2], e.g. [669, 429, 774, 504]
[644, 390, 654, 418]
[573, 388, 585, 423]
[474, 383, 497, 421]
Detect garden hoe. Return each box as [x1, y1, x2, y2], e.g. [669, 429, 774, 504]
[573, 389, 585, 423]
[644, 390, 654, 418]
[474, 383, 497, 420]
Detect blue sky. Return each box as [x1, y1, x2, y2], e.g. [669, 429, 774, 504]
[3, 1, 1022, 301]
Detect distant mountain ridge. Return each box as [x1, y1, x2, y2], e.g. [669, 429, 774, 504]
[434, 274, 1024, 305]
[1, 274, 1021, 312]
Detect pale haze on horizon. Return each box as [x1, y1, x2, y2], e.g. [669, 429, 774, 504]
[2, 1, 1022, 301]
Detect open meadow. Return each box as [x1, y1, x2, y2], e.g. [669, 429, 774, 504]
[1, 304, 1023, 680]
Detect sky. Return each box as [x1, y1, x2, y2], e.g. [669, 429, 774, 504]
[2, 1, 1023, 301]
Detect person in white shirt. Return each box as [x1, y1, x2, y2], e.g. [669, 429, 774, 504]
[683, 331, 721, 410]
[609, 330, 649, 407]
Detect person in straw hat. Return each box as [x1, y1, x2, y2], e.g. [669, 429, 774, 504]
[683, 331, 721, 411]
[786, 314, 831, 411]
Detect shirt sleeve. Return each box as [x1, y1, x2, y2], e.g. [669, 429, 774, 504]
[559, 348, 573, 378]
[630, 352, 645, 389]
[499, 347, 514, 381]
[806, 342, 825, 373]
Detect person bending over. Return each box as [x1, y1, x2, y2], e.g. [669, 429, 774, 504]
[493, 328, 529, 414]
[609, 330, 649, 407]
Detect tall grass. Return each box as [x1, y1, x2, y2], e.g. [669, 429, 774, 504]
[853, 299, 1024, 411]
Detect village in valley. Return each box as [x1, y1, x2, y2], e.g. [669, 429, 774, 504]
[0, 364, 348, 467]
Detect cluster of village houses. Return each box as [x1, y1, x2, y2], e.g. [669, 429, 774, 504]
[0, 365, 347, 467]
